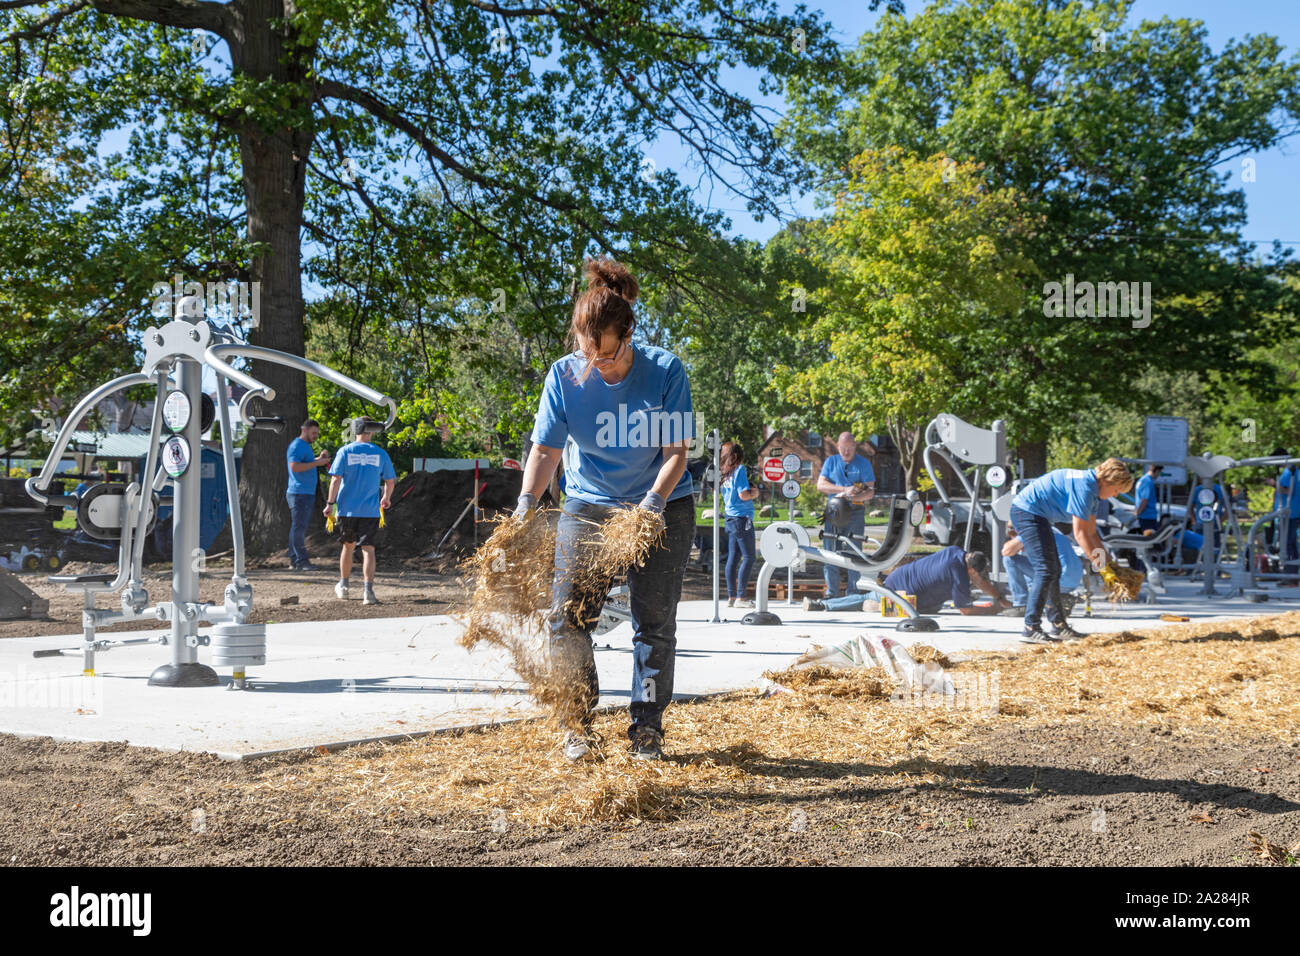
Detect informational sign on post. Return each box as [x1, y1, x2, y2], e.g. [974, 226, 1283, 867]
[1144, 416, 1188, 485]
[781, 478, 800, 499]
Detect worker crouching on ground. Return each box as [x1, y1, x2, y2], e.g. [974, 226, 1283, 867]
[1010, 458, 1134, 644]
[515, 257, 696, 763]
[324, 416, 396, 606]
[1000, 523, 1082, 617]
[803, 545, 1008, 615]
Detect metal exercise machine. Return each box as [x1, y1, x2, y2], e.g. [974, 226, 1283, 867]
[922, 414, 1014, 582]
[25, 308, 395, 687]
[741, 491, 935, 631]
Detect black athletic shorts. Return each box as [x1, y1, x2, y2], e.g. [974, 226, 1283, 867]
[339, 516, 380, 546]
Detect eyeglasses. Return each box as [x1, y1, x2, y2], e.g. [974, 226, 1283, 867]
[576, 338, 626, 368]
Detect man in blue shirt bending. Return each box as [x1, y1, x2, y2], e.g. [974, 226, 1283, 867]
[285, 419, 330, 571]
[1011, 458, 1133, 644]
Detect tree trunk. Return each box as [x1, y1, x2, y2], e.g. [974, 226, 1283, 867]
[1017, 440, 1047, 479]
[229, 0, 316, 555]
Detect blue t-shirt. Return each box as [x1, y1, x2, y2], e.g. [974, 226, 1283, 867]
[1134, 473, 1158, 520]
[286, 437, 319, 495]
[721, 464, 754, 518]
[1012, 468, 1100, 524]
[820, 453, 875, 490]
[884, 546, 972, 611]
[531, 344, 695, 506]
[328, 440, 396, 517]
[1275, 468, 1296, 516]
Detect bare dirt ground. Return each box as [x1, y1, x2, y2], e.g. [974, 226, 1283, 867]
[1, 610, 1298, 866]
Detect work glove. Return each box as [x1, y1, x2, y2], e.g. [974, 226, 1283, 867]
[325, 503, 337, 534]
[512, 493, 537, 521]
[638, 491, 666, 514]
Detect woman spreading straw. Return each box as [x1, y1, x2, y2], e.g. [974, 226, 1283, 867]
[514, 257, 696, 762]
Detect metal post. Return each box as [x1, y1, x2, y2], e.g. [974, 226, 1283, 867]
[149, 355, 217, 686]
[710, 429, 720, 623]
[787, 494, 795, 605]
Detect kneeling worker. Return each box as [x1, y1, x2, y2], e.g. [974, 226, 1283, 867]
[324, 416, 396, 606]
[804, 545, 1009, 616]
[1001, 523, 1082, 617]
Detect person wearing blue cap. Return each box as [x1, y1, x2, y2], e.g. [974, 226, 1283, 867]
[324, 416, 395, 606]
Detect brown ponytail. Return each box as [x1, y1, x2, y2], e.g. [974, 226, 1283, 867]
[568, 258, 638, 380]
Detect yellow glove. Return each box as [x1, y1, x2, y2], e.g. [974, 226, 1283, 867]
[1099, 563, 1120, 586]
[378, 507, 386, 528]
[326, 504, 337, 533]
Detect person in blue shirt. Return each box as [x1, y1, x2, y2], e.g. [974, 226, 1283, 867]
[1001, 524, 1082, 613]
[324, 417, 395, 606]
[815, 431, 876, 597]
[719, 440, 759, 609]
[1121, 463, 1163, 573]
[804, 546, 1008, 614]
[1131, 463, 1161, 532]
[514, 257, 695, 763]
[1264, 447, 1298, 578]
[285, 418, 330, 571]
[1010, 458, 1133, 643]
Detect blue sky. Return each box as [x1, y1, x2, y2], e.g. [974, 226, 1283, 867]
[698, 0, 1300, 249]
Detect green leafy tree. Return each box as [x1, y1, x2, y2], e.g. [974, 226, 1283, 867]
[781, 0, 1300, 473]
[2, 0, 839, 551]
[775, 148, 1039, 488]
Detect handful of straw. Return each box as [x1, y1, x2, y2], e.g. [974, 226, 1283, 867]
[456, 505, 666, 729]
[1099, 562, 1144, 603]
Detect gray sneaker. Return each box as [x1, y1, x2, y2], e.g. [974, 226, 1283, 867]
[629, 726, 664, 761]
[999, 605, 1027, 618]
[1051, 621, 1086, 641]
[1020, 626, 1060, 645]
[803, 597, 827, 611]
[334, 580, 349, 600]
[362, 587, 380, 606]
[562, 730, 599, 762]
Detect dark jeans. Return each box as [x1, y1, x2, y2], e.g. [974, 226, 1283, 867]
[1010, 505, 1064, 630]
[823, 507, 866, 596]
[548, 496, 695, 738]
[1127, 516, 1160, 573]
[286, 492, 315, 566]
[725, 515, 755, 599]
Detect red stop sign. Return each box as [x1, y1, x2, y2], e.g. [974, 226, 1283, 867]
[762, 457, 786, 482]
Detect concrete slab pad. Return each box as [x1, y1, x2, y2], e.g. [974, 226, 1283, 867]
[1, 579, 1296, 758]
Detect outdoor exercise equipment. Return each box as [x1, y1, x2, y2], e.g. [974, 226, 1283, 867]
[922, 414, 1014, 582]
[25, 305, 395, 687]
[1109, 452, 1299, 598]
[741, 490, 934, 631]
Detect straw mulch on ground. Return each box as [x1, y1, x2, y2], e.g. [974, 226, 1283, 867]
[455, 507, 665, 729]
[250, 611, 1300, 831]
